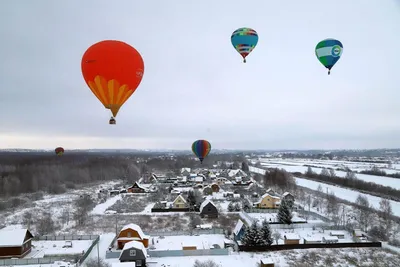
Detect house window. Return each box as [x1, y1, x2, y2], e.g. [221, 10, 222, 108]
[129, 249, 136, 257]
[127, 232, 132, 238]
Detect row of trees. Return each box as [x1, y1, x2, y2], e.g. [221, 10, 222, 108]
[241, 219, 273, 246]
[303, 167, 400, 201]
[360, 165, 400, 179]
[263, 168, 297, 193]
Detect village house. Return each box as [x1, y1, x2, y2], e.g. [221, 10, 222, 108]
[266, 188, 280, 197]
[227, 169, 248, 178]
[282, 192, 295, 202]
[171, 195, 188, 209]
[254, 193, 281, 209]
[119, 241, 147, 266]
[127, 182, 147, 193]
[181, 168, 191, 177]
[233, 219, 246, 242]
[117, 224, 150, 249]
[0, 228, 33, 258]
[353, 229, 368, 240]
[199, 199, 218, 218]
[283, 233, 301, 245]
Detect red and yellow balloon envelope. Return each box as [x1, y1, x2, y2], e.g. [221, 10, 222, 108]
[55, 147, 64, 156]
[81, 40, 145, 124]
[191, 140, 211, 164]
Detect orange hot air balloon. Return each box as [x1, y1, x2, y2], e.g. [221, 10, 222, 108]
[81, 40, 145, 124]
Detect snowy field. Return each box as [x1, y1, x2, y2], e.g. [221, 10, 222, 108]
[295, 177, 400, 217]
[28, 240, 93, 257]
[150, 234, 226, 250]
[258, 159, 400, 190]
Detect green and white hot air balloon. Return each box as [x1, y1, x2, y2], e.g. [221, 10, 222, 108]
[315, 38, 343, 75]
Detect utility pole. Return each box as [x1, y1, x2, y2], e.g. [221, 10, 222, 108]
[97, 238, 100, 267]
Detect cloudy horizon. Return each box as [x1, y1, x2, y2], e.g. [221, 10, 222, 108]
[1, 0, 399, 150]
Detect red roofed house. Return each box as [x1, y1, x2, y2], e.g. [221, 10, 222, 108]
[117, 224, 149, 249]
[0, 228, 33, 258]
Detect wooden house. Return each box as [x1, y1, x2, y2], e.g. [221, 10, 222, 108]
[282, 192, 295, 202]
[199, 199, 218, 218]
[117, 224, 149, 249]
[127, 182, 146, 193]
[260, 258, 275, 267]
[303, 236, 322, 244]
[119, 241, 147, 266]
[0, 228, 33, 258]
[283, 233, 300, 245]
[172, 195, 188, 209]
[254, 193, 281, 209]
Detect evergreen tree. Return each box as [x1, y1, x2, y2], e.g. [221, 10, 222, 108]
[227, 202, 234, 212]
[241, 161, 249, 172]
[187, 190, 197, 208]
[234, 202, 241, 211]
[259, 219, 273, 246]
[277, 198, 293, 224]
[241, 221, 263, 246]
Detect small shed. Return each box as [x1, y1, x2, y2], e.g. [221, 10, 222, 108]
[182, 242, 197, 250]
[330, 231, 345, 239]
[353, 229, 367, 238]
[323, 236, 339, 244]
[283, 233, 300, 245]
[119, 241, 147, 266]
[199, 199, 218, 218]
[260, 258, 275, 267]
[303, 236, 322, 244]
[233, 219, 246, 241]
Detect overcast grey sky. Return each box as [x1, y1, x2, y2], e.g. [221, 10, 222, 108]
[0, 0, 399, 150]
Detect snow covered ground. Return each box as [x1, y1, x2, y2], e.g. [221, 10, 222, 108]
[28, 240, 93, 257]
[91, 195, 122, 215]
[258, 159, 400, 190]
[247, 212, 306, 224]
[150, 234, 226, 250]
[295, 177, 400, 217]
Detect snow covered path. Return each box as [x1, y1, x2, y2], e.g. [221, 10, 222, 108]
[91, 195, 122, 215]
[84, 233, 115, 262]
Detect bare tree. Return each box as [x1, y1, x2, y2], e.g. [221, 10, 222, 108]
[193, 259, 219, 267]
[36, 212, 56, 235]
[379, 198, 393, 234]
[329, 169, 336, 177]
[85, 257, 110, 267]
[326, 192, 339, 218]
[345, 171, 357, 179]
[320, 168, 329, 177]
[272, 231, 281, 245]
[355, 194, 373, 231]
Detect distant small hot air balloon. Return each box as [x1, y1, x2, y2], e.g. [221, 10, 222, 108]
[192, 140, 211, 164]
[231, 27, 258, 63]
[55, 147, 64, 156]
[81, 40, 145, 124]
[315, 38, 343, 75]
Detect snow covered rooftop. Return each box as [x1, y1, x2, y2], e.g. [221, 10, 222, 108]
[120, 224, 148, 239]
[173, 195, 187, 204]
[0, 228, 31, 247]
[330, 231, 346, 236]
[112, 263, 135, 267]
[282, 192, 293, 197]
[284, 233, 300, 240]
[121, 241, 147, 259]
[323, 236, 339, 241]
[199, 199, 216, 213]
[261, 193, 280, 199]
[233, 220, 244, 235]
[261, 258, 274, 264]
